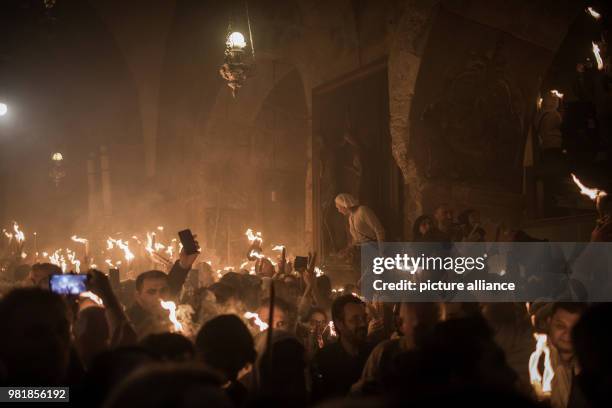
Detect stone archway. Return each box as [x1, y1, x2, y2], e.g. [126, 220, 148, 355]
[189, 56, 310, 260]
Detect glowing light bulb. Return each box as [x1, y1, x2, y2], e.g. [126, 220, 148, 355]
[227, 32, 247, 49]
[0, 103, 7, 116]
[52, 152, 63, 161]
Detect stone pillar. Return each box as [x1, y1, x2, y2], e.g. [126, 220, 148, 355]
[387, 2, 438, 237]
[100, 146, 113, 219]
[305, 116, 314, 251]
[87, 153, 98, 226]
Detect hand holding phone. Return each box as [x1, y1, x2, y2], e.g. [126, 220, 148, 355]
[178, 229, 200, 270]
[178, 229, 200, 255]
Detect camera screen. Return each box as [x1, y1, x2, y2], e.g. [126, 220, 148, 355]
[49, 274, 88, 295]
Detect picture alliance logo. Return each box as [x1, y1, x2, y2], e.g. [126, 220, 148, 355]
[371, 253, 488, 275]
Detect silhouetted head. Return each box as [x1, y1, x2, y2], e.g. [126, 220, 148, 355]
[195, 314, 255, 381]
[573, 303, 612, 408]
[29, 263, 62, 289]
[0, 288, 71, 384]
[140, 332, 195, 362]
[105, 364, 228, 408]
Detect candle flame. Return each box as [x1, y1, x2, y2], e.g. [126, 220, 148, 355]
[108, 237, 135, 262]
[248, 249, 265, 259]
[13, 222, 25, 243]
[272, 245, 284, 251]
[529, 333, 555, 397]
[315, 267, 324, 277]
[327, 321, 337, 337]
[80, 291, 104, 306]
[66, 249, 80, 273]
[161, 300, 183, 332]
[2, 229, 12, 240]
[71, 235, 88, 244]
[246, 228, 263, 244]
[592, 42, 604, 70]
[571, 173, 607, 201]
[145, 232, 155, 255]
[586, 6, 601, 20]
[244, 311, 269, 332]
[550, 90, 564, 99]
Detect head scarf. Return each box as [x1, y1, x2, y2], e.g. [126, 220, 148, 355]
[334, 193, 359, 209]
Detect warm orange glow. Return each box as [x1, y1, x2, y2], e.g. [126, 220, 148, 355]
[13, 222, 25, 243]
[246, 228, 263, 245]
[550, 90, 564, 99]
[80, 291, 104, 306]
[71, 235, 88, 244]
[571, 173, 607, 201]
[145, 232, 155, 255]
[107, 238, 135, 263]
[161, 300, 183, 332]
[586, 6, 601, 20]
[2, 229, 12, 240]
[248, 249, 265, 259]
[327, 321, 337, 337]
[529, 333, 554, 398]
[592, 42, 604, 70]
[244, 311, 269, 332]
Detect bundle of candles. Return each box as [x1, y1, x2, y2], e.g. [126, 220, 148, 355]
[1, 223, 326, 284]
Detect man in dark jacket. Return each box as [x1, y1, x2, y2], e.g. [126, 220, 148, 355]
[126, 249, 198, 337]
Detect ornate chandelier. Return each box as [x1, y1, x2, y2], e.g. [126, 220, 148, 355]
[219, 2, 255, 97]
[50, 152, 66, 187]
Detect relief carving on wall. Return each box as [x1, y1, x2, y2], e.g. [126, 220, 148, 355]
[420, 40, 525, 190]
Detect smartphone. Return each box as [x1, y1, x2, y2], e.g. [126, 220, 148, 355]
[109, 268, 120, 290]
[49, 274, 88, 295]
[178, 229, 200, 255]
[294, 256, 308, 271]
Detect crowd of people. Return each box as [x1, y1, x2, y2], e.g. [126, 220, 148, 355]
[0, 196, 611, 407]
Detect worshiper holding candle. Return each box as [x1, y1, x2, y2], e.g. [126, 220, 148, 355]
[126, 246, 199, 337]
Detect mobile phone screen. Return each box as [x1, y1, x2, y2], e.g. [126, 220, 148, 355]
[49, 274, 88, 295]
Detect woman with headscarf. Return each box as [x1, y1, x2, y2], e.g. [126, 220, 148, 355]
[335, 193, 385, 273]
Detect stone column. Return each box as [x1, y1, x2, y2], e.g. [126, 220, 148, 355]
[100, 146, 113, 219]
